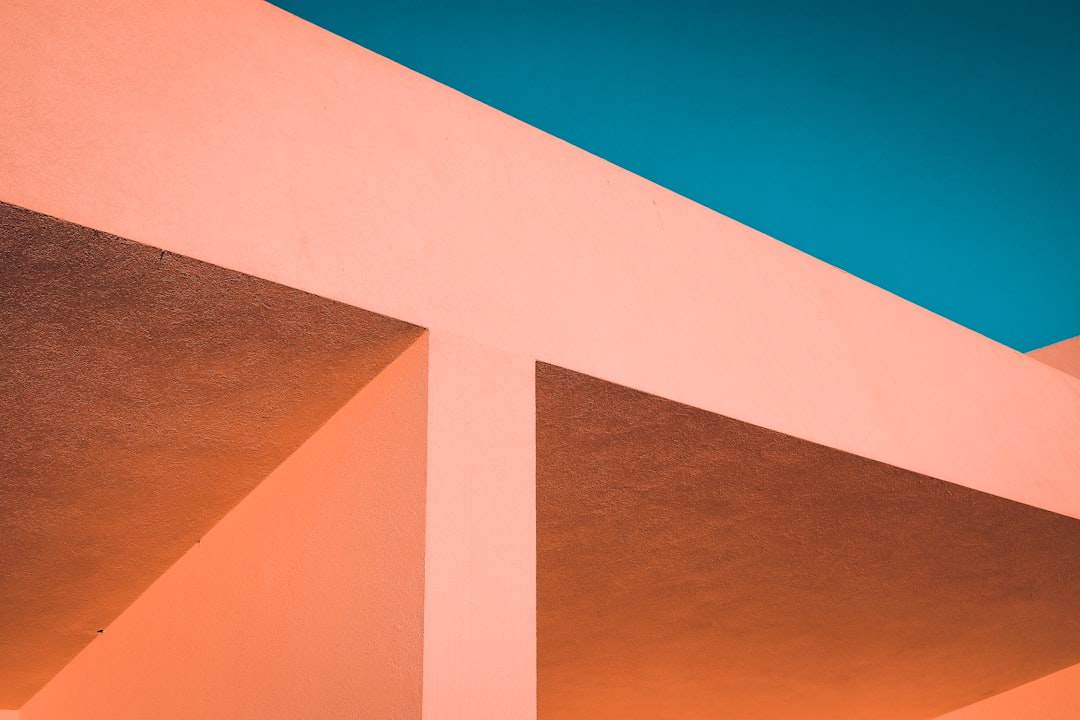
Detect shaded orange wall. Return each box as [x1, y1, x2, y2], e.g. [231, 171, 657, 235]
[537, 364, 1080, 720]
[1028, 335, 1080, 380]
[19, 337, 428, 719]
[931, 661, 1080, 720]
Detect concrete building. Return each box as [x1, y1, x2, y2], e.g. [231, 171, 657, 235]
[2, 1, 1079, 718]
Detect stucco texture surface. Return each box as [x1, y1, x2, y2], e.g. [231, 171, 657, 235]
[537, 363, 1080, 720]
[0, 202, 424, 706]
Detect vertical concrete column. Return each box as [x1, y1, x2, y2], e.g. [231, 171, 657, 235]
[423, 332, 536, 720]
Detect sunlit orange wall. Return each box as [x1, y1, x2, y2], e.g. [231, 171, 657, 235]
[19, 337, 428, 720]
[931, 661, 1080, 720]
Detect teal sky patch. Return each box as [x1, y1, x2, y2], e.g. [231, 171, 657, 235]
[270, 0, 1080, 351]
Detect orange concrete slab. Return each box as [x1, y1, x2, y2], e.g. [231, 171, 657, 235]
[537, 364, 1080, 720]
[1, 0, 1078, 529]
[423, 333, 536, 720]
[1028, 335, 1080, 380]
[0, 203, 423, 707]
[19, 335, 428, 719]
[931, 661, 1080, 720]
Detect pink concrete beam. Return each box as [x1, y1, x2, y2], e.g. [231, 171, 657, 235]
[1, 0, 1078, 520]
[18, 337, 428, 719]
[423, 332, 536, 720]
[931, 661, 1080, 720]
[1028, 335, 1080, 380]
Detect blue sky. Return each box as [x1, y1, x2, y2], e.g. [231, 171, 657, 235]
[270, 0, 1080, 351]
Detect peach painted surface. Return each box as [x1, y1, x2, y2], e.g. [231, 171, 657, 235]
[1, 0, 1079, 524]
[931, 661, 1080, 720]
[0, 711, 17, 719]
[423, 333, 536, 720]
[19, 337, 428, 720]
[1028, 335, 1080, 380]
